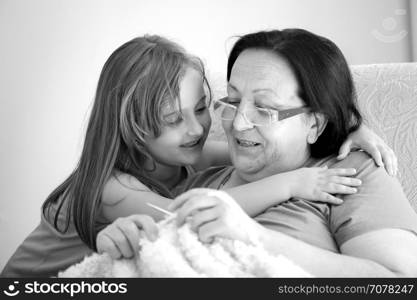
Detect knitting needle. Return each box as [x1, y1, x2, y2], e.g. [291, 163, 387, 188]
[146, 202, 174, 217]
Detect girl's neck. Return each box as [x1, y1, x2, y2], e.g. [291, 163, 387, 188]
[144, 160, 185, 190]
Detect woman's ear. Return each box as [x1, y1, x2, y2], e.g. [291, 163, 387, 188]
[307, 113, 328, 144]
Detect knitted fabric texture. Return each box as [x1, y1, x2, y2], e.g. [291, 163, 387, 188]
[59, 218, 311, 277]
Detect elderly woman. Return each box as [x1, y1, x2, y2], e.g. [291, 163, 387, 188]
[97, 29, 417, 277]
[168, 29, 417, 276]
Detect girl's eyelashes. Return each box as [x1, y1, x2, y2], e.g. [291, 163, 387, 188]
[195, 105, 207, 114]
[194, 95, 208, 114]
[162, 96, 208, 126]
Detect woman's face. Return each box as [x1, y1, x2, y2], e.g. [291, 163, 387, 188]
[223, 49, 315, 182]
[145, 66, 211, 167]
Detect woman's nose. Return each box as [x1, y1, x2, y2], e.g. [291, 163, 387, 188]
[232, 110, 253, 131]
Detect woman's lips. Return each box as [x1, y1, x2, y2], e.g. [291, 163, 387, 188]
[235, 137, 261, 147]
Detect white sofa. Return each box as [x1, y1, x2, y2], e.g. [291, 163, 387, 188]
[352, 63, 417, 212]
[209, 63, 417, 212]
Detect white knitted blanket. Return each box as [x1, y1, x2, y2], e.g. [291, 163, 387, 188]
[59, 218, 311, 277]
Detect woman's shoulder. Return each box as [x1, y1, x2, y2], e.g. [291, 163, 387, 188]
[331, 151, 378, 175]
[317, 151, 395, 186]
[309, 151, 375, 171]
[102, 171, 150, 206]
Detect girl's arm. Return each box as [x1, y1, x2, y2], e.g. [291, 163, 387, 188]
[338, 123, 398, 176]
[102, 165, 360, 223]
[173, 167, 361, 217]
[191, 124, 395, 216]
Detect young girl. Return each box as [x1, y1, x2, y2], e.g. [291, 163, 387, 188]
[1, 35, 396, 276]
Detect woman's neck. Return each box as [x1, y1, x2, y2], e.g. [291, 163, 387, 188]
[222, 170, 248, 188]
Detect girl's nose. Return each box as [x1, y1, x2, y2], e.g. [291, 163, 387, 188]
[187, 116, 204, 137]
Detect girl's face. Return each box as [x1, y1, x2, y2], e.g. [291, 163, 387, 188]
[145, 66, 212, 167]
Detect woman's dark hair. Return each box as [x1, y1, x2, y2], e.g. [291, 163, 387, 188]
[227, 29, 362, 158]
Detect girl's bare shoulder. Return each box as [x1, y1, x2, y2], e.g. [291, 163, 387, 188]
[102, 171, 150, 206]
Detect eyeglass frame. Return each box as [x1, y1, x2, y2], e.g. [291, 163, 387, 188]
[213, 97, 310, 127]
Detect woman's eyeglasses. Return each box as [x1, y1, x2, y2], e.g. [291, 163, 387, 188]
[213, 97, 309, 127]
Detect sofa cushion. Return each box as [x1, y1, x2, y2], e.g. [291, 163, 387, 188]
[351, 63, 417, 211]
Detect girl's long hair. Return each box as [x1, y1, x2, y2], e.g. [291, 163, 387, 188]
[42, 35, 210, 250]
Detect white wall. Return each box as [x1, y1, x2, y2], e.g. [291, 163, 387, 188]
[411, 0, 417, 60]
[0, 0, 414, 271]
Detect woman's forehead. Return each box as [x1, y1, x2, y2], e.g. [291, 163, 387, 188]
[230, 49, 298, 92]
[229, 50, 299, 103]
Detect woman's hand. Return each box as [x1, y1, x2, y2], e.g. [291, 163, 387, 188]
[168, 189, 263, 244]
[96, 215, 158, 259]
[290, 166, 361, 204]
[337, 124, 398, 176]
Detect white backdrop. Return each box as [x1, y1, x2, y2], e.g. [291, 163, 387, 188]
[0, 0, 415, 271]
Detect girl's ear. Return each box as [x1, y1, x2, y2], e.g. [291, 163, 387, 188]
[307, 113, 328, 144]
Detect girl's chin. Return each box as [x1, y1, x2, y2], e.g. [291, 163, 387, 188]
[177, 151, 202, 165]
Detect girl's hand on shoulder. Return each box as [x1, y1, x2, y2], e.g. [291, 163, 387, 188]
[338, 124, 398, 176]
[96, 215, 158, 259]
[291, 167, 361, 205]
